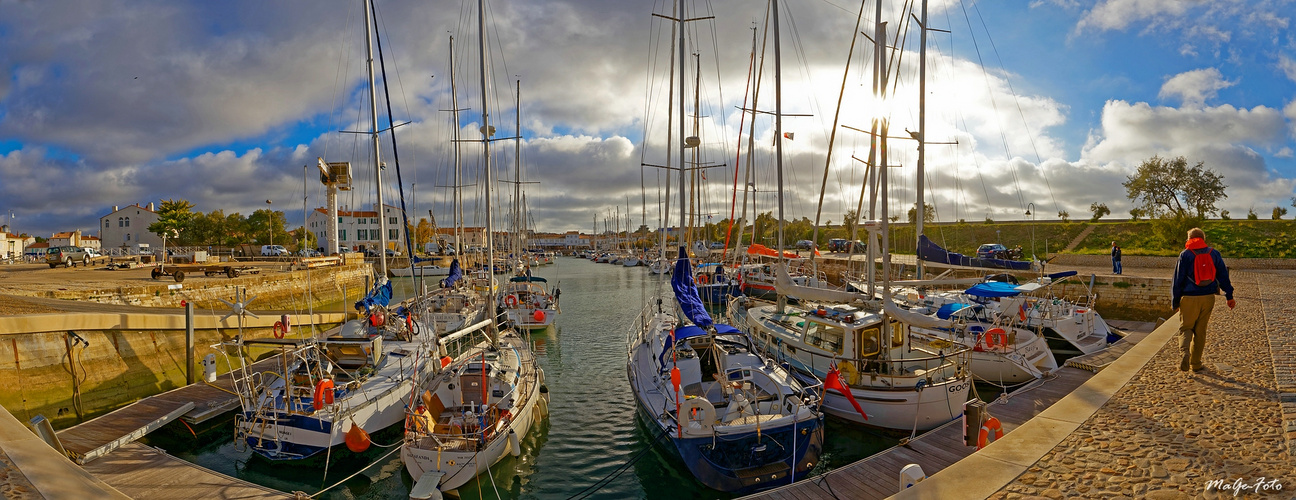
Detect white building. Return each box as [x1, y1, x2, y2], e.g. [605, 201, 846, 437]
[306, 204, 407, 253]
[49, 230, 82, 248]
[529, 231, 591, 249]
[99, 203, 162, 252]
[0, 226, 34, 260]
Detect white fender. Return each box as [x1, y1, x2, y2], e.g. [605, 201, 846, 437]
[508, 429, 521, 457]
[679, 397, 717, 431]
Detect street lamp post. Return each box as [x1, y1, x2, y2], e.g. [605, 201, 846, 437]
[1025, 203, 1036, 259]
[266, 200, 273, 252]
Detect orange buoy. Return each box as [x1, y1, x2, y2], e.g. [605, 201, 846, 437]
[313, 379, 335, 410]
[272, 321, 285, 339]
[505, 294, 520, 308]
[532, 309, 546, 322]
[369, 309, 385, 327]
[345, 421, 371, 452]
[983, 328, 1008, 350]
[440, 355, 453, 368]
[977, 417, 1004, 450]
[670, 366, 681, 393]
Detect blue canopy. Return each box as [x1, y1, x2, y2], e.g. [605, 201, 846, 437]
[355, 280, 393, 313]
[509, 276, 548, 283]
[964, 281, 1022, 298]
[657, 324, 743, 367]
[442, 259, 463, 287]
[670, 247, 713, 328]
[936, 302, 972, 320]
[1047, 270, 1078, 280]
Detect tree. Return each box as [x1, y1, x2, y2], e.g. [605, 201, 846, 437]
[1247, 208, 1258, 220]
[1089, 202, 1110, 222]
[752, 211, 775, 245]
[289, 227, 318, 251]
[148, 199, 195, 247]
[1129, 207, 1143, 222]
[414, 218, 435, 249]
[1123, 155, 1227, 219]
[1273, 207, 1288, 220]
[1058, 210, 1070, 223]
[1220, 210, 1230, 220]
[907, 203, 935, 225]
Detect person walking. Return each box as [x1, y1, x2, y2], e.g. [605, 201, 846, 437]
[1111, 241, 1122, 275]
[1171, 227, 1235, 373]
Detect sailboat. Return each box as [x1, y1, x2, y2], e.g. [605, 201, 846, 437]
[401, 0, 547, 493]
[731, 1, 974, 432]
[627, 2, 822, 493]
[225, 0, 436, 461]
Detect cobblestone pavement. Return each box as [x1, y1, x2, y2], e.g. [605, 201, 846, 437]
[991, 271, 1294, 499]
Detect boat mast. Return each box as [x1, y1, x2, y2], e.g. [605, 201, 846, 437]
[477, 0, 496, 311]
[363, 0, 387, 276]
[677, 0, 687, 257]
[915, 0, 928, 279]
[773, 0, 785, 266]
[449, 36, 463, 260]
[515, 79, 523, 265]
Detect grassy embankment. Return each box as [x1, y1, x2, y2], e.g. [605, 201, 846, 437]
[850, 219, 1295, 258]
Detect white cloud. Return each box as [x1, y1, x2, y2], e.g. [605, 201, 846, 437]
[1279, 55, 1296, 83]
[1076, 0, 1199, 32]
[1158, 68, 1237, 107]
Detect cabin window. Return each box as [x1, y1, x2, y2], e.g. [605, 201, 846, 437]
[805, 321, 845, 354]
[891, 321, 906, 347]
[858, 327, 881, 358]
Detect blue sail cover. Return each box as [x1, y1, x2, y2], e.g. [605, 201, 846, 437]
[935, 302, 972, 319]
[354, 280, 393, 312]
[657, 324, 743, 367]
[670, 247, 713, 328]
[442, 259, 463, 287]
[964, 281, 1022, 298]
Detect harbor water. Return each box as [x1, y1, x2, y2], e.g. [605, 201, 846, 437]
[143, 257, 897, 499]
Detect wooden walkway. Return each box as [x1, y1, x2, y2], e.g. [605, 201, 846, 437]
[57, 355, 281, 464]
[81, 442, 291, 499]
[743, 366, 1094, 500]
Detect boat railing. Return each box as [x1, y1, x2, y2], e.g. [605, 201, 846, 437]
[762, 334, 970, 389]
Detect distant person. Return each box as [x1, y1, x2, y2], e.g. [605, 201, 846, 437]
[1111, 242, 1122, 275]
[1171, 227, 1235, 373]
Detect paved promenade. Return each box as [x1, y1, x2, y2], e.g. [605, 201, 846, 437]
[984, 270, 1295, 498]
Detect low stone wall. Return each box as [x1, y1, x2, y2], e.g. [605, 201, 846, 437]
[53, 264, 372, 310]
[1048, 275, 1172, 323]
[0, 312, 345, 429]
[1051, 254, 1296, 270]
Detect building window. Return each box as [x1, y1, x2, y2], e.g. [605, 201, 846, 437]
[126, 234, 131, 241]
[357, 229, 367, 241]
[339, 230, 346, 241]
[389, 229, 398, 240]
[389, 217, 398, 225]
[118, 217, 124, 227]
[105, 220, 110, 228]
[124, 217, 130, 227]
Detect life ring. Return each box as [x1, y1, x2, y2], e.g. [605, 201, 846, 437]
[313, 379, 335, 410]
[695, 274, 710, 285]
[679, 397, 716, 431]
[983, 328, 1008, 350]
[272, 321, 285, 339]
[977, 417, 1004, 450]
[505, 294, 519, 308]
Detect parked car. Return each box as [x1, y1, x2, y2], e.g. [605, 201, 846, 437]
[976, 243, 1008, 260]
[795, 240, 817, 250]
[708, 241, 725, 249]
[385, 249, 401, 257]
[261, 245, 289, 256]
[85, 248, 102, 259]
[47, 246, 91, 268]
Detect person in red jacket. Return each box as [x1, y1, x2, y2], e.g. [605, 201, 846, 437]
[1171, 227, 1236, 373]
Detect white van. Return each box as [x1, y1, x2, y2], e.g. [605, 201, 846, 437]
[261, 245, 288, 256]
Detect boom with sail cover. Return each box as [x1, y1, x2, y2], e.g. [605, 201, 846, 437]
[670, 247, 713, 328]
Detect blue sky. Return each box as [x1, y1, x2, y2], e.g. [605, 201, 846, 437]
[0, 0, 1293, 241]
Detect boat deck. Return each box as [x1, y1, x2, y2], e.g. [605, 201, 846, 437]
[81, 442, 291, 499]
[740, 365, 1095, 500]
[56, 355, 281, 464]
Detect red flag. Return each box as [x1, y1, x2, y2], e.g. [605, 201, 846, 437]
[783, 132, 795, 140]
[1019, 302, 1027, 322]
[824, 364, 867, 420]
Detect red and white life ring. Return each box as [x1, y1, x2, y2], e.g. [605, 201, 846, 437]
[313, 379, 335, 410]
[504, 294, 520, 308]
[983, 328, 1008, 350]
[977, 417, 1004, 450]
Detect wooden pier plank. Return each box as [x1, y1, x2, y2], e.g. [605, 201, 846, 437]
[81, 442, 290, 499]
[741, 366, 1095, 500]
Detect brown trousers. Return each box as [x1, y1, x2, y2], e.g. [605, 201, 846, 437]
[1178, 294, 1215, 371]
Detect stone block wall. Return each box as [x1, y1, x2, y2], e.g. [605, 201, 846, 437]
[1051, 254, 1296, 270]
[51, 264, 373, 310]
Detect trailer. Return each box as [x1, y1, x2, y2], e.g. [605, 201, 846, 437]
[150, 264, 261, 282]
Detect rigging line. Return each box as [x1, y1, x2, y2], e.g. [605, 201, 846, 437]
[324, 0, 358, 164]
[810, 0, 867, 265]
[725, 26, 758, 251]
[971, 1, 1059, 216]
[371, 2, 418, 261]
[307, 444, 403, 498]
[886, 0, 915, 99]
[959, 114, 993, 218]
[956, 0, 1025, 213]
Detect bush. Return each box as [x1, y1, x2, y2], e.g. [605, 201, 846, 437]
[1152, 215, 1204, 247]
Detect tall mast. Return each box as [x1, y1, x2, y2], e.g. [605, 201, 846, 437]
[449, 36, 463, 259]
[515, 79, 523, 262]
[915, 0, 929, 279]
[677, 0, 687, 251]
[773, 0, 785, 264]
[689, 52, 701, 252]
[363, 0, 387, 276]
[478, 0, 495, 305]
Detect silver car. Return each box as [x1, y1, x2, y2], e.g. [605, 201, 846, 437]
[47, 246, 91, 268]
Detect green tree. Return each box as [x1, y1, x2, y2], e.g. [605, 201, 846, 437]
[1273, 207, 1288, 220]
[1247, 208, 1258, 220]
[289, 227, 318, 252]
[1220, 210, 1230, 220]
[1123, 155, 1227, 219]
[1058, 210, 1070, 223]
[842, 210, 860, 235]
[147, 199, 195, 248]
[1089, 202, 1110, 222]
[907, 203, 935, 225]
[752, 211, 775, 245]
[1129, 207, 1143, 222]
[246, 209, 291, 246]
